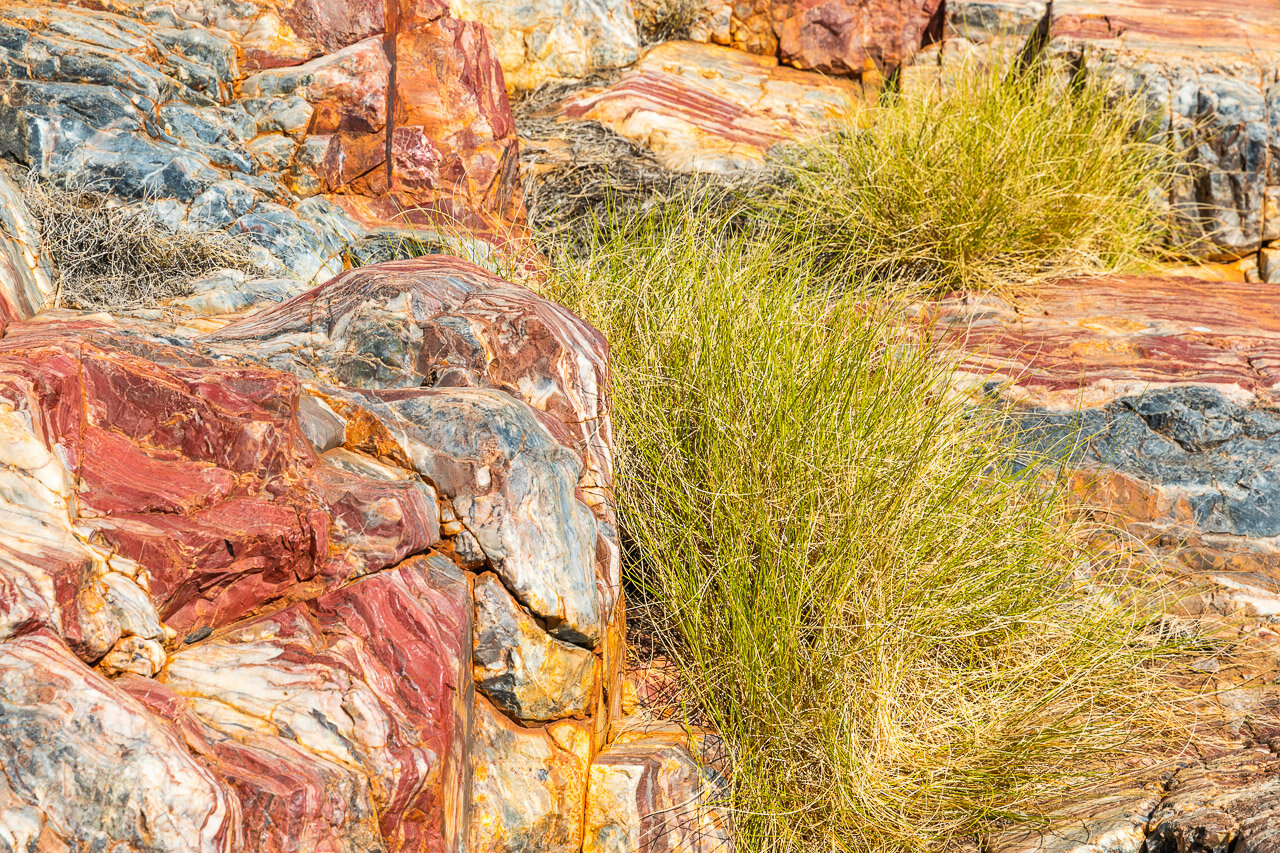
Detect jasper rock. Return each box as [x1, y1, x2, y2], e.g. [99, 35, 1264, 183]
[339, 386, 603, 646]
[468, 696, 590, 853]
[161, 553, 473, 852]
[0, 171, 54, 335]
[1042, 0, 1280, 259]
[210, 255, 616, 520]
[0, 631, 243, 851]
[926, 276, 1280, 596]
[0, 324, 441, 636]
[0, 0, 528, 283]
[0, 396, 135, 660]
[584, 730, 735, 853]
[0, 228, 632, 851]
[473, 571, 599, 721]
[240, 37, 387, 135]
[771, 0, 943, 76]
[558, 40, 863, 173]
[448, 0, 640, 91]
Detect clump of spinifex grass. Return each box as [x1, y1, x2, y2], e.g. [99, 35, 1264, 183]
[545, 204, 1180, 852]
[763, 59, 1179, 293]
[22, 177, 261, 311]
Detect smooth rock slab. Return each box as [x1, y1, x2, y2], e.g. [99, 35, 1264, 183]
[558, 40, 863, 173]
[927, 275, 1280, 584]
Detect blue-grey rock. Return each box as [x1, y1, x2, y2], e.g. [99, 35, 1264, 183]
[473, 571, 598, 721]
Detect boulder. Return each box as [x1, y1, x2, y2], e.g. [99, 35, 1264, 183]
[675, 0, 943, 73]
[0, 254, 644, 849]
[556, 40, 863, 173]
[1046, 0, 1280, 260]
[448, 0, 641, 91]
[771, 0, 943, 76]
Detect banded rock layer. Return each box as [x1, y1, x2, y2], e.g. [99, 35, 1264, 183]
[0, 245, 731, 851]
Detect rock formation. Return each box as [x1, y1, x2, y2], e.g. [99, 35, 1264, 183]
[0, 165, 731, 847]
[0, 0, 735, 844]
[1, 0, 524, 286]
[928, 276, 1280, 594]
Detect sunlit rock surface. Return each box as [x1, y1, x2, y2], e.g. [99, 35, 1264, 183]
[928, 276, 1280, 595]
[0, 0, 524, 283]
[556, 40, 863, 172]
[473, 571, 599, 720]
[987, 748, 1280, 853]
[585, 725, 735, 853]
[449, 0, 641, 90]
[770, 0, 942, 76]
[0, 247, 665, 848]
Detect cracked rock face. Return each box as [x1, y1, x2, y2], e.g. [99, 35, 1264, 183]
[0, 0, 524, 286]
[0, 202, 727, 850]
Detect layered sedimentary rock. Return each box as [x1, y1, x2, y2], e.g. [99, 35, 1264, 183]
[0, 237, 726, 849]
[555, 40, 863, 172]
[448, 0, 641, 90]
[987, 747, 1280, 853]
[0, 0, 524, 284]
[926, 276, 1280, 604]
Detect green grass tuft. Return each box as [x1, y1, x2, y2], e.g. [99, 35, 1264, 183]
[546, 207, 1179, 851]
[760, 59, 1179, 294]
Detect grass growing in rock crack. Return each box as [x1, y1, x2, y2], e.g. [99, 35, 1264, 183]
[762, 59, 1180, 293]
[545, 202, 1181, 851]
